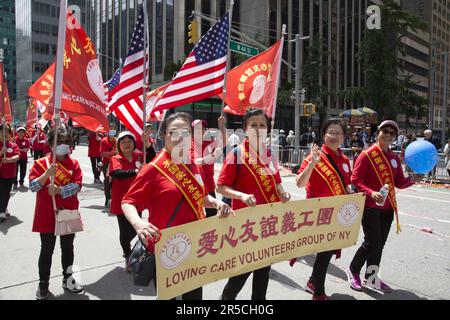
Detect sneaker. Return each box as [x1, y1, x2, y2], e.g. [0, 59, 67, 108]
[363, 277, 393, 293]
[344, 267, 363, 291]
[94, 178, 102, 184]
[305, 280, 315, 295]
[13, 183, 18, 190]
[312, 294, 330, 300]
[0, 212, 6, 223]
[36, 281, 49, 300]
[62, 278, 84, 294]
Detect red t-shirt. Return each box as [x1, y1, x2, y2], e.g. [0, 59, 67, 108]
[88, 132, 102, 158]
[31, 131, 47, 151]
[217, 145, 282, 210]
[108, 151, 144, 215]
[100, 137, 116, 165]
[191, 140, 216, 193]
[14, 137, 31, 160]
[0, 141, 20, 179]
[122, 152, 208, 252]
[351, 147, 414, 210]
[298, 145, 352, 199]
[29, 155, 82, 233]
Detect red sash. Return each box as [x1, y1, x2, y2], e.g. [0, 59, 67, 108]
[363, 144, 401, 233]
[239, 140, 281, 204]
[151, 149, 205, 220]
[35, 156, 73, 186]
[306, 154, 346, 196]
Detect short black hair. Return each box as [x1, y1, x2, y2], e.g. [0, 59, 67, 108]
[160, 112, 192, 136]
[243, 108, 268, 130]
[47, 126, 69, 145]
[321, 118, 347, 138]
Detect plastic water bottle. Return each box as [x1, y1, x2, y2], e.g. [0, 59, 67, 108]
[376, 184, 389, 206]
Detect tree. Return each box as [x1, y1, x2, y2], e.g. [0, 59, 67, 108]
[397, 74, 428, 133]
[359, 0, 427, 119]
[301, 36, 329, 131]
[164, 60, 183, 81]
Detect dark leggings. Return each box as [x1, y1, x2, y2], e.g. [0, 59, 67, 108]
[89, 157, 101, 180]
[15, 158, 28, 185]
[309, 250, 335, 296]
[38, 233, 75, 283]
[102, 164, 111, 202]
[350, 208, 394, 279]
[0, 178, 14, 213]
[222, 266, 271, 300]
[34, 150, 44, 160]
[117, 212, 142, 258]
[170, 287, 203, 300]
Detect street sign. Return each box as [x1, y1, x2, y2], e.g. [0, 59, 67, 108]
[230, 40, 259, 57]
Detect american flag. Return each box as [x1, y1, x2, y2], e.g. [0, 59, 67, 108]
[104, 65, 122, 114]
[151, 13, 229, 113]
[107, 6, 148, 136]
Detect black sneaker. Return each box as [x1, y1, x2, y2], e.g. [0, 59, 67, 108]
[13, 183, 18, 190]
[36, 281, 49, 300]
[105, 199, 110, 208]
[62, 278, 84, 294]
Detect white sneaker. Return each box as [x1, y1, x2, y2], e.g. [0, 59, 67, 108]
[0, 212, 6, 222]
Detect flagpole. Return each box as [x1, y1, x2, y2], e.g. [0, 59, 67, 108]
[50, 0, 68, 210]
[220, 0, 235, 117]
[269, 25, 286, 151]
[142, 1, 149, 157]
[0, 61, 6, 160]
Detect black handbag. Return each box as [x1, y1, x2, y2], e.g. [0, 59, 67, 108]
[128, 197, 183, 286]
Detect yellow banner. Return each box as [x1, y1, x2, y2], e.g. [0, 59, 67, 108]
[155, 193, 365, 300]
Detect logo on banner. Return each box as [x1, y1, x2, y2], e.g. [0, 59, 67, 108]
[249, 75, 267, 104]
[337, 201, 359, 227]
[160, 233, 192, 270]
[87, 60, 106, 102]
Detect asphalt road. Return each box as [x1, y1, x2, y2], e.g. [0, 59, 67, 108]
[0, 145, 448, 300]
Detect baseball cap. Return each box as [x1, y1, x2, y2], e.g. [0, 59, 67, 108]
[378, 120, 399, 135]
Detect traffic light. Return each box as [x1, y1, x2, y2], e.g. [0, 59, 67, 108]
[188, 19, 199, 45]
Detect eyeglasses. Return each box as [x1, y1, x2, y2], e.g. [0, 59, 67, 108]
[326, 131, 344, 136]
[168, 129, 191, 137]
[381, 128, 396, 136]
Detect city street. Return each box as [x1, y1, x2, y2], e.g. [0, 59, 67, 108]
[0, 145, 449, 300]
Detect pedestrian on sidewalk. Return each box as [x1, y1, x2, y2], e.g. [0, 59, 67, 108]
[88, 130, 103, 184]
[216, 108, 291, 300]
[293, 118, 354, 300]
[108, 131, 144, 272]
[14, 127, 30, 189]
[100, 124, 117, 208]
[345, 120, 422, 294]
[29, 126, 84, 300]
[0, 125, 20, 222]
[122, 112, 233, 300]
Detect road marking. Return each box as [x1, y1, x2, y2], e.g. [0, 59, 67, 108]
[399, 211, 450, 224]
[397, 193, 450, 204]
[409, 187, 450, 195]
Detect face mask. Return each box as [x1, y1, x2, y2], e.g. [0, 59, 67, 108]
[109, 130, 117, 137]
[56, 144, 71, 156]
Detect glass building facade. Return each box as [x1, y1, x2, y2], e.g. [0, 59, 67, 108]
[0, 0, 17, 101]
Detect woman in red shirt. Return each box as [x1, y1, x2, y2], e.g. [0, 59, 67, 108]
[122, 112, 233, 300]
[108, 131, 143, 271]
[216, 108, 291, 300]
[345, 120, 420, 294]
[100, 124, 117, 207]
[29, 127, 84, 300]
[0, 125, 20, 222]
[14, 127, 30, 189]
[295, 118, 354, 300]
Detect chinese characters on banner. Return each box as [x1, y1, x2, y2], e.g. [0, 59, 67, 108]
[155, 193, 365, 300]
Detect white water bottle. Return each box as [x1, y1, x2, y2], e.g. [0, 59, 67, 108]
[376, 184, 389, 206]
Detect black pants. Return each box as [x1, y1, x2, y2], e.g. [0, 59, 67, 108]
[117, 213, 141, 258]
[34, 150, 44, 160]
[38, 233, 76, 283]
[15, 158, 28, 185]
[222, 266, 271, 300]
[102, 164, 111, 202]
[0, 178, 14, 213]
[350, 208, 394, 279]
[205, 191, 217, 218]
[90, 157, 101, 180]
[170, 287, 203, 300]
[309, 250, 335, 296]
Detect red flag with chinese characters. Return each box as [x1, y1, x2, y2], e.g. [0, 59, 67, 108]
[26, 100, 38, 129]
[146, 83, 170, 122]
[0, 62, 13, 123]
[28, 14, 109, 132]
[221, 40, 283, 118]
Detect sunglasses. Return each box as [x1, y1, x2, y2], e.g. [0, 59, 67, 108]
[381, 128, 396, 136]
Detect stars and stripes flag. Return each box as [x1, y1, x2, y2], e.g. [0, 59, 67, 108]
[150, 13, 229, 114]
[104, 65, 122, 114]
[107, 6, 148, 136]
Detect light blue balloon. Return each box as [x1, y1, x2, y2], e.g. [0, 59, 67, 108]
[404, 141, 439, 174]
